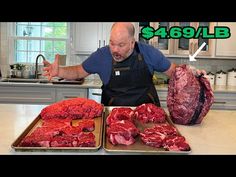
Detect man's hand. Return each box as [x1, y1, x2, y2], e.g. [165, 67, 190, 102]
[42, 54, 60, 80]
[196, 69, 206, 76]
[189, 65, 206, 77]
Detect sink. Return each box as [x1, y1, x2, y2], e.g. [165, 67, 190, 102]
[0, 78, 51, 83]
[0, 78, 84, 85]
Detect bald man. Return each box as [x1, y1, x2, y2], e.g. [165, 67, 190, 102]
[43, 22, 176, 106]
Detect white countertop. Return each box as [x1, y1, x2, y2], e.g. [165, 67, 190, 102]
[1, 78, 236, 93]
[155, 84, 236, 93]
[0, 78, 103, 89]
[1, 104, 236, 155]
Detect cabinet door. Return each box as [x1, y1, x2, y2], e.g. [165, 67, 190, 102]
[56, 88, 87, 101]
[101, 22, 113, 46]
[212, 92, 236, 110]
[0, 86, 56, 104]
[73, 22, 101, 54]
[72, 22, 114, 54]
[215, 22, 236, 57]
[174, 22, 214, 56]
[150, 22, 175, 55]
[138, 22, 174, 55]
[156, 89, 168, 108]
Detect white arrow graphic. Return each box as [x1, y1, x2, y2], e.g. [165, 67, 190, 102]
[189, 42, 206, 61]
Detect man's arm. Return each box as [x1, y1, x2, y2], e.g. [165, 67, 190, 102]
[164, 63, 177, 77]
[58, 64, 90, 80]
[43, 54, 90, 80]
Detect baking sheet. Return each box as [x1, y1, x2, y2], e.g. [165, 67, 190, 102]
[103, 106, 191, 154]
[12, 114, 104, 152]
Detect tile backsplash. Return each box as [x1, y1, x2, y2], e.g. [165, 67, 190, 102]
[168, 57, 236, 74]
[69, 55, 100, 80]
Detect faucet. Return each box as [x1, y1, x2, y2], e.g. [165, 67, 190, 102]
[35, 54, 46, 79]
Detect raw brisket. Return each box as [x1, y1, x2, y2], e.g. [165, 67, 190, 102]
[167, 65, 214, 125]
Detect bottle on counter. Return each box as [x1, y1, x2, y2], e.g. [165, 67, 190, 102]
[227, 68, 236, 86]
[215, 70, 227, 86]
[206, 72, 215, 87]
[9, 64, 18, 78]
[22, 65, 30, 79]
[12, 65, 17, 78]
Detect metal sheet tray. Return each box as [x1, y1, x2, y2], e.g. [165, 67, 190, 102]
[12, 114, 104, 152]
[103, 106, 191, 154]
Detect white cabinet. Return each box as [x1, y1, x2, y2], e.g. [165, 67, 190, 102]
[212, 92, 236, 110]
[56, 88, 87, 101]
[156, 89, 168, 108]
[138, 22, 174, 55]
[0, 85, 87, 104]
[215, 22, 236, 58]
[138, 22, 215, 57]
[149, 22, 175, 55]
[87, 88, 102, 103]
[71, 22, 113, 54]
[174, 22, 213, 56]
[0, 86, 56, 104]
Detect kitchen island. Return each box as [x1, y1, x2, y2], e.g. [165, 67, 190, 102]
[1, 104, 236, 155]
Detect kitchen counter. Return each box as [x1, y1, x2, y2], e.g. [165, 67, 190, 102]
[0, 78, 103, 89]
[1, 103, 236, 155]
[155, 84, 236, 93]
[1, 78, 236, 93]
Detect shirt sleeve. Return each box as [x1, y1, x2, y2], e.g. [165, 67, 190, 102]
[82, 49, 102, 74]
[139, 43, 171, 73]
[82, 46, 112, 84]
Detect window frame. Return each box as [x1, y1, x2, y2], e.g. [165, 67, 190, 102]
[8, 22, 71, 65]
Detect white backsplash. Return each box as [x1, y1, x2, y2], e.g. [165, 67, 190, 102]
[69, 54, 101, 81]
[169, 57, 236, 74]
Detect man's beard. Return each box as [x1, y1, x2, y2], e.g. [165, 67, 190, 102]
[112, 48, 134, 62]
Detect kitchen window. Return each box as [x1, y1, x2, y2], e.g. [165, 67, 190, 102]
[10, 22, 69, 64]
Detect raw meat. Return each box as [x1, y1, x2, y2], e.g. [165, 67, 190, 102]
[106, 107, 135, 125]
[77, 119, 95, 132]
[40, 97, 103, 120]
[134, 103, 167, 123]
[167, 65, 214, 125]
[140, 124, 190, 151]
[107, 120, 139, 145]
[140, 131, 165, 148]
[19, 118, 96, 147]
[163, 135, 190, 151]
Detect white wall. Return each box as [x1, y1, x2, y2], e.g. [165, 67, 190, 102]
[0, 23, 10, 65]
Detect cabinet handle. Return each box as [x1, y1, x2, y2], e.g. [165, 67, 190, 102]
[195, 43, 198, 53]
[98, 40, 101, 48]
[190, 42, 193, 55]
[92, 93, 102, 96]
[103, 40, 106, 46]
[214, 101, 226, 104]
[64, 96, 78, 98]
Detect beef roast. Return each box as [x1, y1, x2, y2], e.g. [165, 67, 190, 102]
[163, 135, 190, 151]
[106, 107, 135, 125]
[167, 65, 214, 125]
[40, 98, 103, 120]
[19, 118, 96, 147]
[107, 120, 139, 145]
[134, 103, 167, 123]
[140, 124, 190, 151]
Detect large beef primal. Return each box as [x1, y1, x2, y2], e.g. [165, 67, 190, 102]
[167, 65, 214, 125]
